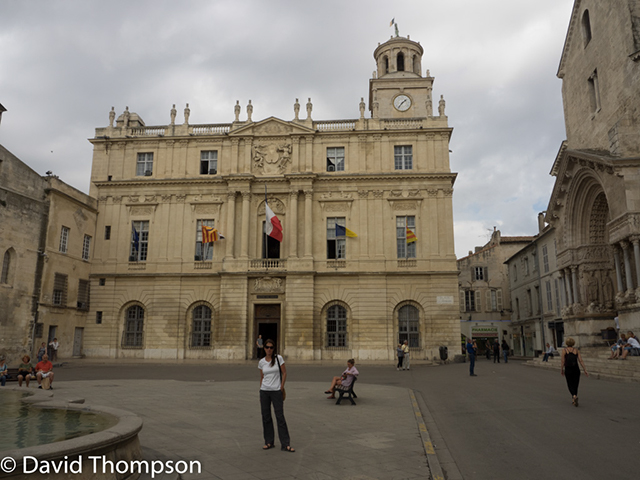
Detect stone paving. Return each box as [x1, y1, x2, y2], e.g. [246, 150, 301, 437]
[49, 379, 432, 480]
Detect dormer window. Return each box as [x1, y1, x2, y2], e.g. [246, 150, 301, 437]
[582, 10, 592, 47]
[397, 52, 405, 72]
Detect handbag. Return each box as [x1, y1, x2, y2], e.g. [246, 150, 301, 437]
[276, 355, 286, 401]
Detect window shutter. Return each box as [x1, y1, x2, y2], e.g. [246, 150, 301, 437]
[471, 267, 475, 280]
[485, 290, 492, 312]
[475, 290, 481, 312]
[497, 289, 503, 311]
[460, 291, 466, 312]
[484, 267, 488, 281]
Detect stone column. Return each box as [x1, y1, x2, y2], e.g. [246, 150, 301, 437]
[240, 191, 251, 258]
[304, 190, 313, 258]
[226, 192, 236, 258]
[564, 268, 574, 305]
[632, 237, 640, 292]
[305, 136, 313, 172]
[571, 267, 579, 305]
[289, 190, 298, 258]
[621, 240, 634, 292]
[559, 271, 567, 308]
[613, 246, 625, 293]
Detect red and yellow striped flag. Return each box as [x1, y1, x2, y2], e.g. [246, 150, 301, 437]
[202, 225, 219, 243]
[406, 227, 417, 244]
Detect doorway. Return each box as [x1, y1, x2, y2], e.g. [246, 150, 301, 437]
[254, 304, 281, 359]
[73, 327, 84, 357]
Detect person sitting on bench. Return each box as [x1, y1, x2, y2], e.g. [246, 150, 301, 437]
[35, 354, 55, 389]
[325, 359, 358, 399]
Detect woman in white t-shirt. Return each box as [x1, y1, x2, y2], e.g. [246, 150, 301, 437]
[258, 339, 294, 452]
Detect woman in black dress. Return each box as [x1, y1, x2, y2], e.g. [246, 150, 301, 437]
[561, 337, 589, 406]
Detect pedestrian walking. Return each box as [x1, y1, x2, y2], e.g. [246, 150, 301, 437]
[258, 339, 294, 453]
[396, 343, 404, 370]
[402, 340, 410, 370]
[466, 338, 477, 376]
[561, 337, 588, 406]
[501, 339, 510, 363]
[492, 340, 501, 363]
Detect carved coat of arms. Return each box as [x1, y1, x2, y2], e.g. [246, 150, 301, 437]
[253, 143, 292, 175]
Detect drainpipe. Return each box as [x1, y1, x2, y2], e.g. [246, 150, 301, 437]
[29, 194, 50, 357]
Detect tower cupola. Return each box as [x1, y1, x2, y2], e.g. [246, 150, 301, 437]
[373, 36, 424, 78]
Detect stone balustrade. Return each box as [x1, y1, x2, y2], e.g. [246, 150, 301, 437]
[191, 124, 231, 135]
[315, 120, 357, 131]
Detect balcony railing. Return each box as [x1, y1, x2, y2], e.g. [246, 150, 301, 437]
[194, 261, 213, 270]
[130, 127, 166, 136]
[397, 259, 417, 268]
[326, 260, 346, 269]
[249, 259, 286, 270]
[315, 120, 357, 131]
[191, 124, 231, 135]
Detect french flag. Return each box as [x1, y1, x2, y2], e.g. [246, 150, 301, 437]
[264, 202, 283, 242]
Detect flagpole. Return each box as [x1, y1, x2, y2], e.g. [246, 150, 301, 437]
[263, 184, 267, 261]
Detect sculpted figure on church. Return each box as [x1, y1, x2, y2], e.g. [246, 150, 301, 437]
[293, 98, 300, 121]
[184, 103, 190, 125]
[234, 100, 241, 122]
[438, 95, 446, 116]
[587, 271, 599, 305]
[247, 100, 253, 122]
[170, 104, 177, 125]
[306, 98, 313, 120]
[253, 142, 292, 174]
[123, 106, 130, 128]
[109, 107, 115, 127]
[603, 270, 614, 308]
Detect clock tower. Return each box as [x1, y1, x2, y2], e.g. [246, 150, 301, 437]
[369, 35, 436, 119]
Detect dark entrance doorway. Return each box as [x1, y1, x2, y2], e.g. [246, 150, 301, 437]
[254, 304, 280, 359]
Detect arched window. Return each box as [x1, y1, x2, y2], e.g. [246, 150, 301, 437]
[123, 305, 144, 347]
[397, 52, 405, 71]
[1, 249, 12, 284]
[326, 304, 347, 347]
[398, 304, 419, 348]
[582, 10, 592, 47]
[191, 305, 212, 347]
[384, 56, 389, 75]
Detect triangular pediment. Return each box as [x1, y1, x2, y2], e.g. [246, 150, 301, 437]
[229, 116, 315, 137]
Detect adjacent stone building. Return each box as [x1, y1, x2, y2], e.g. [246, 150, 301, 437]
[0, 141, 97, 363]
[458, 228, 532, 355]
[546, 0, 640, 346]
[83, 35, 461, 361]
[505, 216, 565, 356]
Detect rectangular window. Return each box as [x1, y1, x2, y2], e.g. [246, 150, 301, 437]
[546, 281, 553, 312]
[52, 273, 68, 306]
[77, 279, 90, 310]
[394, 145, 413, 170]
[82, 235, 92, 261]
[534, 286, 540, 315]
[59, 226, 69, 253]
[527, 289, 533, 315]
[465, 290, 475, 312]
[99, 278, 106, 286]
[326, 217, 346, 259]
[473, 267, 487, 281]
[326, 147, 345, 172]
[104, 226, 111, 240]
[200, 151, 218, 175]
[96, 311, 103, 324]
[588, 70, 601, 113]
[524, 257, 530, 276]
[513, 265, 518, 281]
[555, 279, 561, 316]
[542, 245, 549, 273]
[490, 290, 497, 311]
[130, 221, 149, 262]
[136, 152, 154, 176]
[396, 216, 416, 258]
[195, 219, 215, 261]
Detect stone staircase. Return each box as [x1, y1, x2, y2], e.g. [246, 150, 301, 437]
[525, 347, 640, 383]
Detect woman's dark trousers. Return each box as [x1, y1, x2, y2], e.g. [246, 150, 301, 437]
[260, 390, 290, 447]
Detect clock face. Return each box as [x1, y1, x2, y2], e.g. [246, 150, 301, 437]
[393, 94, 412, 112]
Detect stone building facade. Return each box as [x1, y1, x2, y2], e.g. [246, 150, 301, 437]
[546, 0, 640, 346]
[505, 218, 564, 356]
[0, 142, 97, 363]
[84, 36, 461, 361]
[458, 229, 532, 355]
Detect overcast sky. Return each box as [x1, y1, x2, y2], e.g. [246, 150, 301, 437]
[0, 0, 575, 258]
